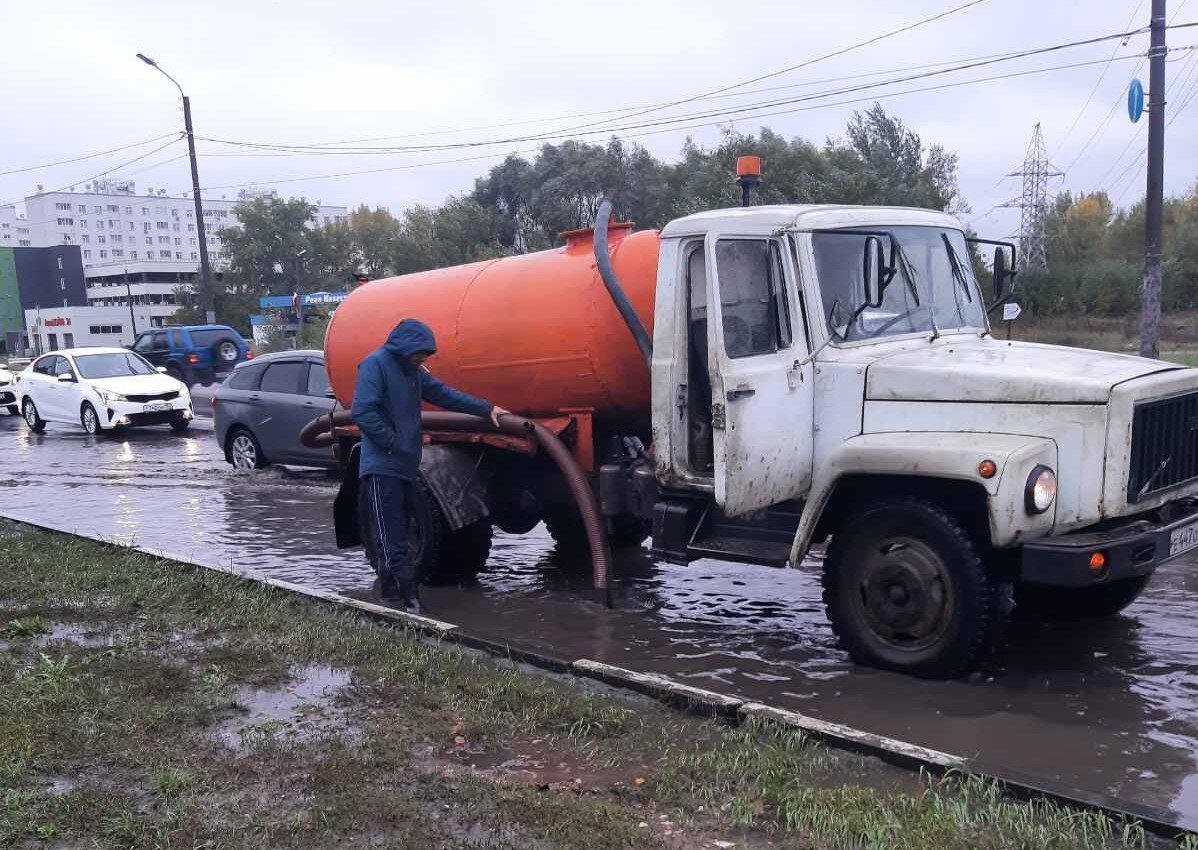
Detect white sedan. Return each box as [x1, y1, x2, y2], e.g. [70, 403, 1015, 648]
[0, 365, 17, 415]
[16, 347, 194, 435]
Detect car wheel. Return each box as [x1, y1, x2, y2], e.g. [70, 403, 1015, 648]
[228, 428, 266, 470]
[822, 497, 1003, 678]
[80, 402, 103, 435]
[212, 339, 240, 366]
[169, 418, 190, 433]
[22, 398, 46, 433]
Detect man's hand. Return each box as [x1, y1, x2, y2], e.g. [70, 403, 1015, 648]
[490, 406, 510, 428]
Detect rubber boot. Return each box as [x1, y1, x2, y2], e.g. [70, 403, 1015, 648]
[399, 583, 426, 616]
[378, 572, 403, 602]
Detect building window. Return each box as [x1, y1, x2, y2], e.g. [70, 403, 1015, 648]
[106, 205, 118, 213]
[77, 204, 87, 213]
[186, 210, 193, 219]
[174, 238, 181, 246]
[124, 207, 132, 215]
[171, 209, 179, 219]
[113, 249, 123, 258]
[60, 278, 66, 291]
[160, 250, 171, 259]
[189, 238, 196, 246]
[93, 205, 102, 213]
[19, 240, 30, 246]
[99, 250, 107, 258]
[155, 207, 165, 215]
[156, 222, 169, 230]
[142, 207, 149, 216]
[89, 324, 124, 335]
[131, 250, 138, 259]
[83, 250, 91, 259]
[96, 220, 105, 230]
[175, 252, 183, 259]
[143, 222, 151, 233]
[145, 237, 153, 246]
[81, 235, 89, 244]
[158, 236, 169, 245]
[80, 219, 88, 229]
[62, 234, 72, 244]
[97, 236, 106, 244]
[55, 217, 73, 226]
[190, 252, 198, 260]
[55, 202, 72, 211]
[187, 224, 195, 232]
[127, 222, 134, 231]
[172, 223, 180, 232]
[57, 257, 63, 270]
[108, 220, 117, 228]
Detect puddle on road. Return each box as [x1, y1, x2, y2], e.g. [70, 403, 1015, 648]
[213, 665, 355, 752]
[1, 416, 1196, 822]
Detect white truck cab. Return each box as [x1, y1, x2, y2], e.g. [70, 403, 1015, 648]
[645, 204, 1198, 676]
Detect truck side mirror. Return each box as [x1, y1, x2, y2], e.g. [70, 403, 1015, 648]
[862, 235, 887, 308]
[991, 246, 1017, 302]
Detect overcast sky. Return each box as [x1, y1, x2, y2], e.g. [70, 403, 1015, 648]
[4, 0, 1197, 241]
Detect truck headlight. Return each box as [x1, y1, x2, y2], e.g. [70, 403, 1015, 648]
[1026, 465, 1057, 514]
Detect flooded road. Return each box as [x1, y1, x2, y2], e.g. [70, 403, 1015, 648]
[2, 413, 1196, 824]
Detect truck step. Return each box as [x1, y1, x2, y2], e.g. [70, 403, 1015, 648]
[686, 536, 791, 567]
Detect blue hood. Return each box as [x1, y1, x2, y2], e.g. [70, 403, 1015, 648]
[383, 319, 437, 365]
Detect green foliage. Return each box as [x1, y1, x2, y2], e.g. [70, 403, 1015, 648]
[1023, 183, 1198, 317]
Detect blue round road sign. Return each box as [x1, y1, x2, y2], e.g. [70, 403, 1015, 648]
[1128, 78, 1145, 123]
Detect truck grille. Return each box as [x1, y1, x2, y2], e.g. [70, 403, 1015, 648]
[1128, 390, 1198, 501]
[126, 391, 179, 403]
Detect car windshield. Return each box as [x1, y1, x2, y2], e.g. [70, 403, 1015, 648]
[813, 226, 987, 342]
[74, 352, 157, 379]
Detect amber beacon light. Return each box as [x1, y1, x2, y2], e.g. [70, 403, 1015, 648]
[736, 155, 762, 207]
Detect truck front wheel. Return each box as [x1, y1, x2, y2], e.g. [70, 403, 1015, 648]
[1013, 575, 1150, 622]
[823, 498, 1000, 678]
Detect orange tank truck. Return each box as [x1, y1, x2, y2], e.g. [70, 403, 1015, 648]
[324, 222, 658, 427]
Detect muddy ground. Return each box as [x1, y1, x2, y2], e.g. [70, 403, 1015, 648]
[0, 521, 1180, 849]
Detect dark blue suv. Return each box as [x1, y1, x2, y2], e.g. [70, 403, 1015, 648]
[131, 325, 250, 386]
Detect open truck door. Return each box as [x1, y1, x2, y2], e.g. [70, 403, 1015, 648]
[704, 233, 814, 516]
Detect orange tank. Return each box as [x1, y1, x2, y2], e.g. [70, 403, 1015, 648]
[324, 223, 659, 425]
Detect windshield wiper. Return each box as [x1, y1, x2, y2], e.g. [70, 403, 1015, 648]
[891, 239, 921, 306]
[941, 233, 974, 303]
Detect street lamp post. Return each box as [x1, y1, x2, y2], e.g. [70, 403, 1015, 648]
[123, 268, 137, 344]
[136, 53, 215, 325]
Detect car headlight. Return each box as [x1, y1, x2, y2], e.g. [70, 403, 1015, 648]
[1025, 465, 1057, 514]
[96, 389, 126, 404]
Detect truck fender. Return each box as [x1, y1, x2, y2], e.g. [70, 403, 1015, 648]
[419, 443, 490, 531]
[789, 431, 1058, 564]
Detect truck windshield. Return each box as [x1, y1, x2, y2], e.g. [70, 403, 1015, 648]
[813, 226, 987, 342]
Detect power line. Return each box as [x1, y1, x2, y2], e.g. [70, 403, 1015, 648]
[201, 28, 1174, 159]
[522, 0, 992, 141]
[0, 138, 183, 209]
[0, 132, 181, 177]
[185, 51, 1165, 195]
[1051, 0, 1145, 158]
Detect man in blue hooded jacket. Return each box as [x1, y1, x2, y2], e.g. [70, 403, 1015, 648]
[352, 318, 507, 612]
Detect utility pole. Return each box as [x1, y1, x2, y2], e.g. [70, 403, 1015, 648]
[124, 268, 137, 344]
[136, 53, 215, 325]
[1140, 0, 1168, 359]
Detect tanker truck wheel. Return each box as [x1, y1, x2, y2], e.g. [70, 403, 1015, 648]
[545, 509, 650, 558]
[822, 497, 1001, 678]
[432, 520, 493, 585]
[1012, 575, 1150, 622]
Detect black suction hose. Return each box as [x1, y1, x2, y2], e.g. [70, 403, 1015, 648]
[594, 199, 652, 367]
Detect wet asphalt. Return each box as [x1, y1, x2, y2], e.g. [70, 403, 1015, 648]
[1, 410, 1195, 823]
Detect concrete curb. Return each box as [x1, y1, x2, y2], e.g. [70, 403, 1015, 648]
[3, 512, 1193, 841]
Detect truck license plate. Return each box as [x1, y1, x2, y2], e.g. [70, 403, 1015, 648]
[143, 402, 169, 412]
[1168, 519, 1198, 557]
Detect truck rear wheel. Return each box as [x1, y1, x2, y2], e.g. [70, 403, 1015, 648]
[432, 520, 493, 585]
[1013, 575, 1150, 622]
[546, 508, 650, 555]
[823, 497, 1000, 678]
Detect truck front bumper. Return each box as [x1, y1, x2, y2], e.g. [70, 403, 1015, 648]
[1021, 500, 1198, 586]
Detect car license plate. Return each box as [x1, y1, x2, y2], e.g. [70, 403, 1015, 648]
[1168, 519, 1198, 557]
[143, 402, 169, 413]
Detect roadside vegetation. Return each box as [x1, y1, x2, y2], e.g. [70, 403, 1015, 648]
[0, 521, 1187, 849]
[1011, 311, 1198, 366]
